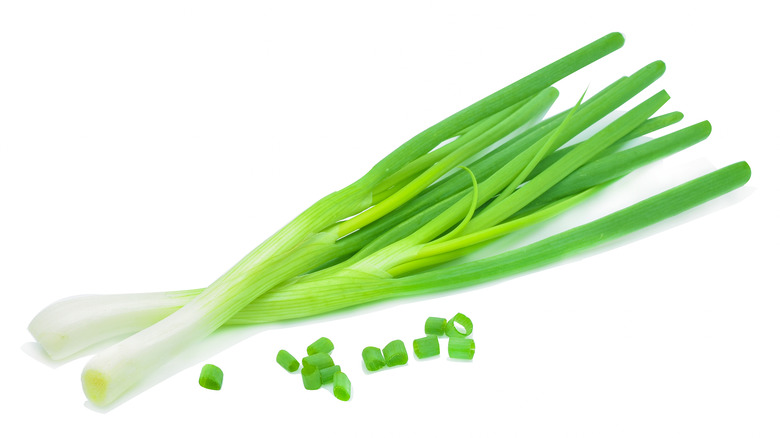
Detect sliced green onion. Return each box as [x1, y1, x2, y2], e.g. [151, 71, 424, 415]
[301, 365, 322, 390]
[383, 340, 409, 367]
[424, 316, 447, 336]
[362, 346, 386, 371]
[445, 313, 473, 338]
[413, 335, 440, 359]
[333, 372, 352, 401]
[448, 338, 476, 360]
[198, 364, 223, 390]
[275, 349, 299, 372]
[306, 337, 334, 355]
[302, 352, 334, 370]
[320, 365, 342, 384]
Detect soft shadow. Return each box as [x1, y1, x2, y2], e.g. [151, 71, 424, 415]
[21, 342, 63, 369]
[22, 333, 146, 367]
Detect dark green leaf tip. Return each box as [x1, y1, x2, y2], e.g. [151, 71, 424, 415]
[698, 120, 713, 137]
[733, 161, 752, 184]
[652, 60, 667, 75]
[604, 32, 626, 49]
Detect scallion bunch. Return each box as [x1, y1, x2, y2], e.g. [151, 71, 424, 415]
[27, 32, 751, 407]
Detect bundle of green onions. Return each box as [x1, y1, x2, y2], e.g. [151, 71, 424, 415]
[27, 32, 751, 407]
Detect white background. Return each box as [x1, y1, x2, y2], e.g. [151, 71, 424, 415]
[1, 1, 778, 436]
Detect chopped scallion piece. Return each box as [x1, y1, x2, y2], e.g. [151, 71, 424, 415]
[362, 346, 386, 371]
[383, 340, 409, 367]
[301, 365, 322, 390]
[413, 335, 440, 359]
[302, 352, 335, 370]
[320, 365, 342, 384]
[333, 372, 352, 401]
[424, 317, 447, 336]
[198, 364, 223, 390]
[306, 336, 334, 355]
[276, 349, 299, 372]
[448, 338, 476, 360]
[445, 313, 473, 338]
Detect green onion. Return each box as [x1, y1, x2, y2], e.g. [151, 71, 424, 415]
[198, 364, 223, 390]
[76, 30, 618, 402]
[424, 317, 447, 336]
[276, 350, 299, 372]
[306, 337, 334, 356]
[444, 313, 473, 338]
[333, 372, 352, 401]
[448, 338, 476, 360]
[24, 34, 752, 408]
[320, 365, 342, 384]
[301, 365, 321, 390]
[383, 340, 409, 367]
[362, 347, 386, 372]
[302, 353, 334, 370]
[413, 335, 440, 359]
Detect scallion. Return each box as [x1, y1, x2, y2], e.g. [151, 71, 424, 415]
[448, 338, 476, 360]
[383, 340, 409, 367]
[444, 313, 473, 338]
[301, 366, 322, 390]
[302, 353, 334, 370]
[276, 350, 299, 373]
[198, 364, 223, 391]
[362, 347, 386, 372]
[320, 365, 342, 384]
[424, 317, 447, 336]
[306, 337, 334, 356]
[413, 335, 441, 359]
[23, 34, 751, 409]
[333, 372, 352, 401]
